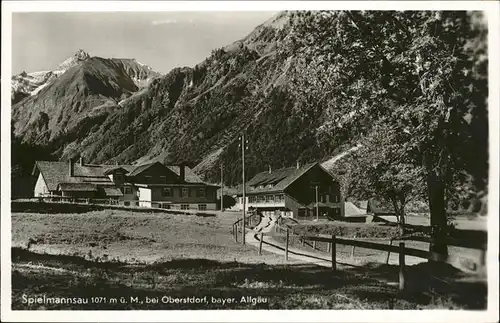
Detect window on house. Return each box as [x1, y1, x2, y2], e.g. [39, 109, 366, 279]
[198, 204, 207, 211]
[320, 195, 326, 203]
[181, 204, 189, 210]
[181, 188, 189, 197]
[162, 188, 172, 197]
[198, 188, 206, 197]
[115, 174, 123, 181]
[265, 195, 273, 203]
[124, 186, 132, 194]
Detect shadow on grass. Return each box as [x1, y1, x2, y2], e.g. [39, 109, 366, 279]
[11, 201, 106, 214]
[11, 247, 486, 310]
[345, 261, 487, 309]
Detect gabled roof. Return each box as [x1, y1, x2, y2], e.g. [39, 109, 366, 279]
[33, 160, 206, 192]
[166, 165, 204, 183]
[127, 162, 160, 177]
[33, 161, 115, 191]
[236, 162, 322, 195]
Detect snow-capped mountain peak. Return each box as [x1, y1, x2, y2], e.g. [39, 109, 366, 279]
[11, 50, 160, 105]
[57, 49, 91, 70]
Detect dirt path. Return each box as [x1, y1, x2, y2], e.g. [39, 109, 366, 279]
[245, 215, 426, 278]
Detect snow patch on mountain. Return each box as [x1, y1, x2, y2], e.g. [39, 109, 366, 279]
[58, 49, 90, 70]
[11, 50, 92, 103]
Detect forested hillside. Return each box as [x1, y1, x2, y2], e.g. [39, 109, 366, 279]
[12, 12, 351, 186]
[12, 10, 488, 225]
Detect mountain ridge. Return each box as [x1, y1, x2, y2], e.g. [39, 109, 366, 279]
[11, 11, 348, 186]
[11, 49, 159, 105]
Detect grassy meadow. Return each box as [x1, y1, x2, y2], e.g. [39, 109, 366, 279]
[10, 201, 487, 310]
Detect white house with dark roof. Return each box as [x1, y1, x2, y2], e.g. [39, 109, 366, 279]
[234, 162, 343, 219]
[32, 157, 218, 210]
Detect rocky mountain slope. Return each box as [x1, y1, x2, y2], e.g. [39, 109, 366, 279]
[12, 50, 161, 147]
[12, 11, 348, 185]
[11, 9, 487, 202]
[12, 49, 90, 104]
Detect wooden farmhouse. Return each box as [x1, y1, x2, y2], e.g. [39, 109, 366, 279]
[32, 157, 218, 210]
[234, 162, 344, 219]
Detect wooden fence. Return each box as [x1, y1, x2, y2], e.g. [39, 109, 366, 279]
[231, 219, 486, 291]
[231, 211, 262, 243]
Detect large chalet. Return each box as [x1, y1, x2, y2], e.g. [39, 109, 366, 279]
[235, 162, 344, 219]
[32, 157, 218, 210]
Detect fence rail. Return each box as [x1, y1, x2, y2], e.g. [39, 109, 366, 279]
[231, 211, 262, 243]
[231, 220, 485, 291]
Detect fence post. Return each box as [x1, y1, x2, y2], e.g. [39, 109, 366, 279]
[399, 242, 406, 291]
[386, 239, 393, 264]
[327, 242, 331, 253]
[350, 245, 356, 258]
[235, 224, 238, 242]
[259, 232, 263, 255]
[479, 243, 486, 267]
[313, 241, 317, 250]
[301, 237, 305, 247]
[331, 235, 336, 271]
[285, 228, 289, 261]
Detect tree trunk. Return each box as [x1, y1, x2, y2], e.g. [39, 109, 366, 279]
[427, 173, 448, 256]
[399, 209, 406, 236]
[392, 199, 405, 236]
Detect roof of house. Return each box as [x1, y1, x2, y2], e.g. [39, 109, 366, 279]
[33, 160, 206, 192]
[344, 201, 366, 217]
[127, 162, 159, 177]
[166, 165, 204, 183]
[236, 162, 322, 195]
[58, 182, 98, 192]
[34, 161, 115, 191]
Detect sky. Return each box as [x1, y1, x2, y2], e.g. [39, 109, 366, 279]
[12, 11, 278, 74]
